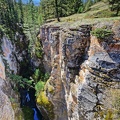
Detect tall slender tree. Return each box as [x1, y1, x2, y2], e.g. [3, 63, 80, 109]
[108, 0, 120, 16]
[55, 0, 60, 22]
[18, 0, 24, 23]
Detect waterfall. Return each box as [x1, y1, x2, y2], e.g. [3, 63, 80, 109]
[33, 108, 40, 120]
[1, 37, 17, 74]
[26, 93, 30, 102]
[20, 89, 43, 120]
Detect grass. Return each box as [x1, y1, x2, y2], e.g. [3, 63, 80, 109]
[44, 1, 120, 28]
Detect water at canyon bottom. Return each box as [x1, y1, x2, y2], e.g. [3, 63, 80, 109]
[20, 88, 43, 120]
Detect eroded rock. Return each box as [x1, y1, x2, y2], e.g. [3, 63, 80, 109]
[40, 21, 120, 120]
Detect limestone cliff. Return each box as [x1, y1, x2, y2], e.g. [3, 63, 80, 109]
[39, 20, 120, 120]
[0, 29, 29, 120]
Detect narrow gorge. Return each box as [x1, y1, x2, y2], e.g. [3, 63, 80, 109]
[38, 21, 120, 120]
[0, 1, 120, 120]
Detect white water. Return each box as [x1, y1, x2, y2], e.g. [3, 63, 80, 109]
[26, 93, 30, 102]
[1, 37, 17, 74]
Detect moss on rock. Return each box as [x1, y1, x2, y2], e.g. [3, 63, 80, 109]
[37, 91, 54, 120]
[22, 106, 34, 120]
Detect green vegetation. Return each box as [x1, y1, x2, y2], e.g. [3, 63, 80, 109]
[108, 0, 120, 16]
[9, 74, 34, 90]
[39, 0, 120, 22]
[114, 97, 120, 116]
[40, 0, 84, 20]
[37, 91, 54, 119]
[112, 90, 120, 118]
[32, 69, 50, 82]
[31, 68, 54, 119]
[105, 109, 113, 120]
[22, 106, 33, 120]
[1, 0, 120, 119]
[9, 68, 50, 92]
[32, 68, 50, 95]
[40, 0, 94, 21]
[45, 79, 54, 94]
[93, 9, 115, 18]
[34, 38, 43, 59]
[84, 0, 93, 12]
[91, 28, 113, 39]
[35, 81, 45, 95]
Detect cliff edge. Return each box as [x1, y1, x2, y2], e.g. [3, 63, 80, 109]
[38, 20, 120, 120]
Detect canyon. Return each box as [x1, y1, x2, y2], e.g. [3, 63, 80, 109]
[0, 20, 120, 120]
[39, 20, 120, 120]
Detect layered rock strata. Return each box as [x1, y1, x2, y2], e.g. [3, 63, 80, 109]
[40, 21, 120, 120]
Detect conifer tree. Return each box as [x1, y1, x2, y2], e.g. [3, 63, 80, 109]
[55, 0, 60, 21]
[18, 0, 24, 23]
[108, 0, 120, 16]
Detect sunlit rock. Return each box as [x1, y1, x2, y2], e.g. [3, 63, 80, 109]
[0, 56, 5, 79]
[40, 21, 120, 120]
[1, 37, 17, 74]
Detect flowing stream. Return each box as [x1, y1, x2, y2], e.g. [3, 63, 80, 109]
[20, 88, 43, 120]
[1, 37, 43, 120]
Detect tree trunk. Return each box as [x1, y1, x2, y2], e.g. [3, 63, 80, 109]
[116, 7, 120, 16]
[55, 0, 60, 22]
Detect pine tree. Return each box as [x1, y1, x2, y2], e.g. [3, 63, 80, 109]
[39, 0, 84, 20]
[18, 0, 24, 24]
[108, 0, 120, 16]
[55, 0, 60, 21]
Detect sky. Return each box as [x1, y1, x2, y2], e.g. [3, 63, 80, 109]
[32, 0, 40, 5]
[21, 0, 40, 5]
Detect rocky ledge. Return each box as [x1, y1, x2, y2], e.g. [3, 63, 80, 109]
[39, 20, 120, 120]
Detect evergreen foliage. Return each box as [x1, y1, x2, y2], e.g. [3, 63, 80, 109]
[108, 0, 120, 16]
[35, 81, 45, 95]
[91, 28, 113, 39]
[22, 106, 34, 120]
[0, 0, 19, 39]
[32, 68, 50, 96]
[40, 0, 84, 20]
[9, 74, 34, 90]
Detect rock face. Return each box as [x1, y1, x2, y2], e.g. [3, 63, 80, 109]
[0, 50, 23, 120]
[0, 78, 15, 120]
[0, 55, 15, 120]
[40, 21, 120, 120]
[0, 31, 29, 120]
[0, 77, 23, 120]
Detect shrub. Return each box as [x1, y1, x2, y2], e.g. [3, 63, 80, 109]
[33, 68, 50, 95]
[35, 39, 43, 59]
[35, 81, 45, 96]
[105, 109, 113, 120]
[32, 68, 50, 83]
[32, 69, 41, 83]
[91, 28, 113, 39]
[9, 74, 34, 90]
[22, 106, 33, 120]
[45, 79, 54, 94]
[94, 9, 115, 18]
[37, 91, 54, 119]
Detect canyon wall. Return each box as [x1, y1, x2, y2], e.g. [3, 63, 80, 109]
[40, 21, 120, 120]
[0, 31, 29, 120]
